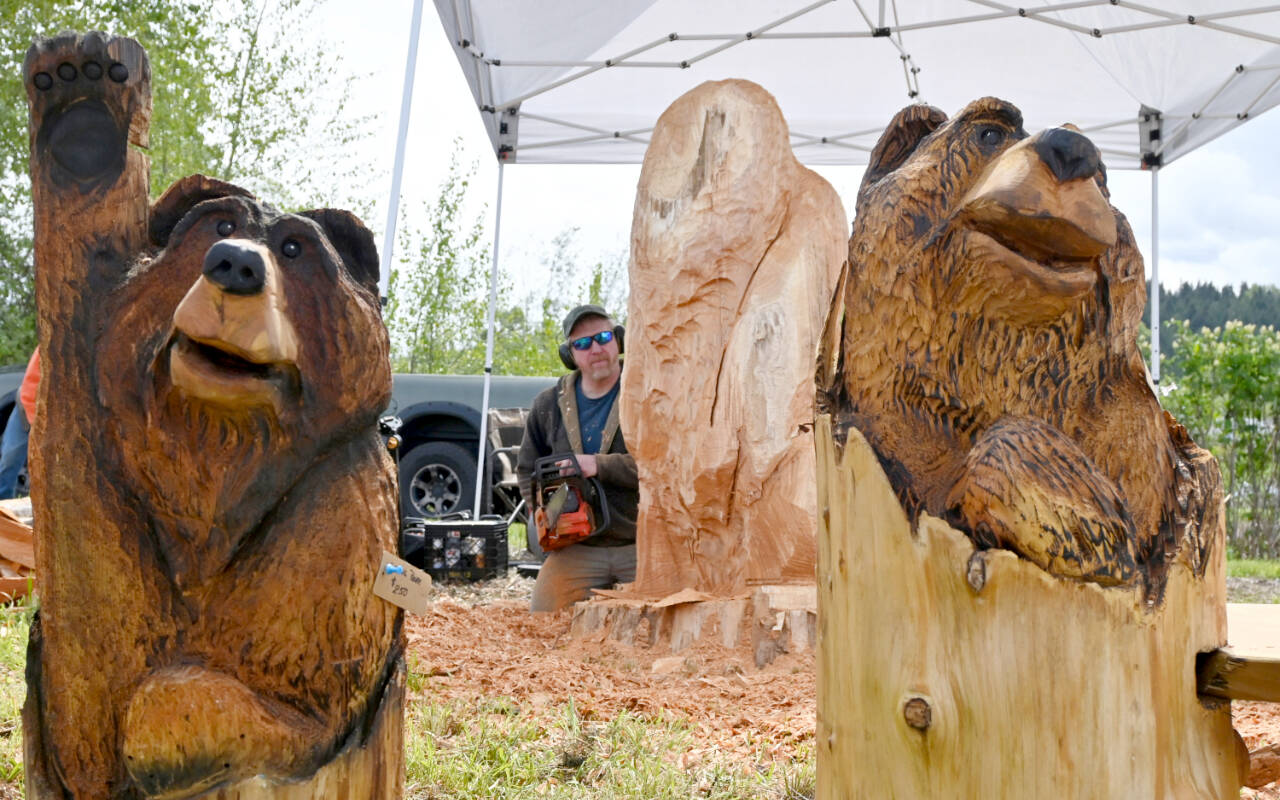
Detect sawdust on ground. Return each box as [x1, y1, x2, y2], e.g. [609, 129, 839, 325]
[414, 573, 1280, 794]
[408, 574, 813, 764]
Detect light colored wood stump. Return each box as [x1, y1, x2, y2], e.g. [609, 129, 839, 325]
[623, 78, 845, 598]
[750, 585, 816, 668]
[816, 418, 1243, 799]
[571, 586, 815, 668]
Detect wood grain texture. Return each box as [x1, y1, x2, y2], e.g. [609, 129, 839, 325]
[815, 97, 1237, 797]
[23, 32, 402, 799]
[816, 419, 1241, 799]
[623, 79, 845, 598]
[816, 97, 1220, 593]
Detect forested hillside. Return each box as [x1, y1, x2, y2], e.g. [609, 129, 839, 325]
[1145, 282, 1280, 361]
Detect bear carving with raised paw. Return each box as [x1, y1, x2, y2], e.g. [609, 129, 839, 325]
[817, 97, 1221, 594]
[22, 32, 403, 798]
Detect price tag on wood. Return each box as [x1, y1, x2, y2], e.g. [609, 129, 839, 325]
[373, 551, 432, 616]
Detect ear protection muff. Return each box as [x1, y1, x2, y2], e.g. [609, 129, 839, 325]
[559, 325, 626, 372]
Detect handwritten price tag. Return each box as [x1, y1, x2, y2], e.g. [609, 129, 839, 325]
[373, 551, 432, 615]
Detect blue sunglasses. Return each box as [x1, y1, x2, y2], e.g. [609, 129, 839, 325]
[570, 330, 615, 351]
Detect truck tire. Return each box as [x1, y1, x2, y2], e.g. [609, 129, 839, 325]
[526, 523, 545, 561]
[399, 441, 477, 519]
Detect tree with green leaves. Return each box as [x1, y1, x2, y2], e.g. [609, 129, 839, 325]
[384, 151, 495, 374]
[1164, 320, 1280, 557]
[0, 0, 365, 363]
[503, 228, 629, 376]
[385, 153, 631, 377]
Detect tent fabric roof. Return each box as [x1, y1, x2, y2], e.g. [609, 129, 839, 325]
[433, 0, 1280, 169]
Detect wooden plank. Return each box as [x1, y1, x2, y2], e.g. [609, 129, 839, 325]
[1198, 649, 1280, 702]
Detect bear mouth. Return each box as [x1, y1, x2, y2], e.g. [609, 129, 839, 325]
[960, 220, 1100, 297]
[168, 333, 298, 409]
[968, 220, 1096, 270]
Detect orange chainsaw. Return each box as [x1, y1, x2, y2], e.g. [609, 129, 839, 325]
[532, 453, 610, 551]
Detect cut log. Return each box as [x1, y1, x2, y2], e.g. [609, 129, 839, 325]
[750, 584, 816, 668]
[571, 585, 815, 668]
[623, 78, 845, 598]
[815, 419, 1241, 798]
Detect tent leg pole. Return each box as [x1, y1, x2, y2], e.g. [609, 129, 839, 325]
[473, 161, 506, 519]
[1150, 167, 1160, 384]
[377, 0, 425, 299]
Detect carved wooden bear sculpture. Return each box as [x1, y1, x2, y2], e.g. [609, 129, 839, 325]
[817, 97, 1221, 592]
[23, 33, 403, 798]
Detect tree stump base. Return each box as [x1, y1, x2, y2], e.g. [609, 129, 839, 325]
[570, 585, 816, 668]
[817, 417, 1244, 798]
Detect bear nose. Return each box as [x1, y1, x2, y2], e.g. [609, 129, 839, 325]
[203, 240, 266, 296]
[1034, 127, 1102, 184]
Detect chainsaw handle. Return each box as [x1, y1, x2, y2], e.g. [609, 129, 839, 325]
[585, 476, 611, 536]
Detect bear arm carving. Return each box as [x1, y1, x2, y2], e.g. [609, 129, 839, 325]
[26, 32, 151, 300]
[945, 416, 1139, 586]
[121, 666, 328, 797]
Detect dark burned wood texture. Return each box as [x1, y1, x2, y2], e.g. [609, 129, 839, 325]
[817, 96, 1222, 594]
[23, 32, 402, 798]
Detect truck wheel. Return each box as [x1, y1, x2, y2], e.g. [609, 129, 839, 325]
[399, 441, 476, 518]
[526, 523, 545, 562]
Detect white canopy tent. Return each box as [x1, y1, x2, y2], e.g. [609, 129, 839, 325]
[433, 0, 1280, 170]
[380, 1, 1280, 516]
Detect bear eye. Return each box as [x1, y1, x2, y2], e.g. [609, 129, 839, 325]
[977, 126, 1006, 148]
[281, 239, 302, 258]
[216, 220, 235, 237]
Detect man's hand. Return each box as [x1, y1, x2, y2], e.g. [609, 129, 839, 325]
[558, 454, 597, 478]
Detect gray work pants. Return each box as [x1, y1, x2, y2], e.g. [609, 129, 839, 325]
[530, 543, 636, 613]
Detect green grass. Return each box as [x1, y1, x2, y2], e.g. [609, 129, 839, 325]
[0, 598, 33, 788]
[1227, 559, 1280, 579]
[404, 695, 814, 799]
[0, 599, 814, 798]
[508, 522, 528, 557]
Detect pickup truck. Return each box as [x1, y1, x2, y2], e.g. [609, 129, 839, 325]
[0, 367, 556, 516]
[386, 373, 555, 519]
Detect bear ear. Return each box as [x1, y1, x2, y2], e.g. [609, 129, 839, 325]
[860, 104, 948, 191]
[300, 209, 380, 292]
[150, 175, 255, 247]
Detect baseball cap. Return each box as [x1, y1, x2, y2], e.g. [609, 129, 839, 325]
[561, 304, 611, 339]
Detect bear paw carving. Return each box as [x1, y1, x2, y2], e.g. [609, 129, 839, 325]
[946, 416, 1139, 586]
[122, 666, 325, 798]
[25, 31, 148, 187]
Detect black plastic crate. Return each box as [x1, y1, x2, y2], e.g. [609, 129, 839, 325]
[401, 517, 509, 581]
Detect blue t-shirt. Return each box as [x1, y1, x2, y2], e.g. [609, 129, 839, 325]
[575, 379, 620, 454]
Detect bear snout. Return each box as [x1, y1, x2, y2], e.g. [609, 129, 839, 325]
[1033, 127, 1101, 184]
[203, 239, 267, 296]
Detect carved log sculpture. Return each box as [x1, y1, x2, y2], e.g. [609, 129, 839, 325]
[23, 33, 403, 798]
[815, 98, 1239, 797]
[623, 79, 845, 598]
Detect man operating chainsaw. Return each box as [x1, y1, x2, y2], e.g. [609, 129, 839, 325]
[517, 304, 638, 612]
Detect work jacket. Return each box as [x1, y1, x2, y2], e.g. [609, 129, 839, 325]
[515, 370, 638, 547]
